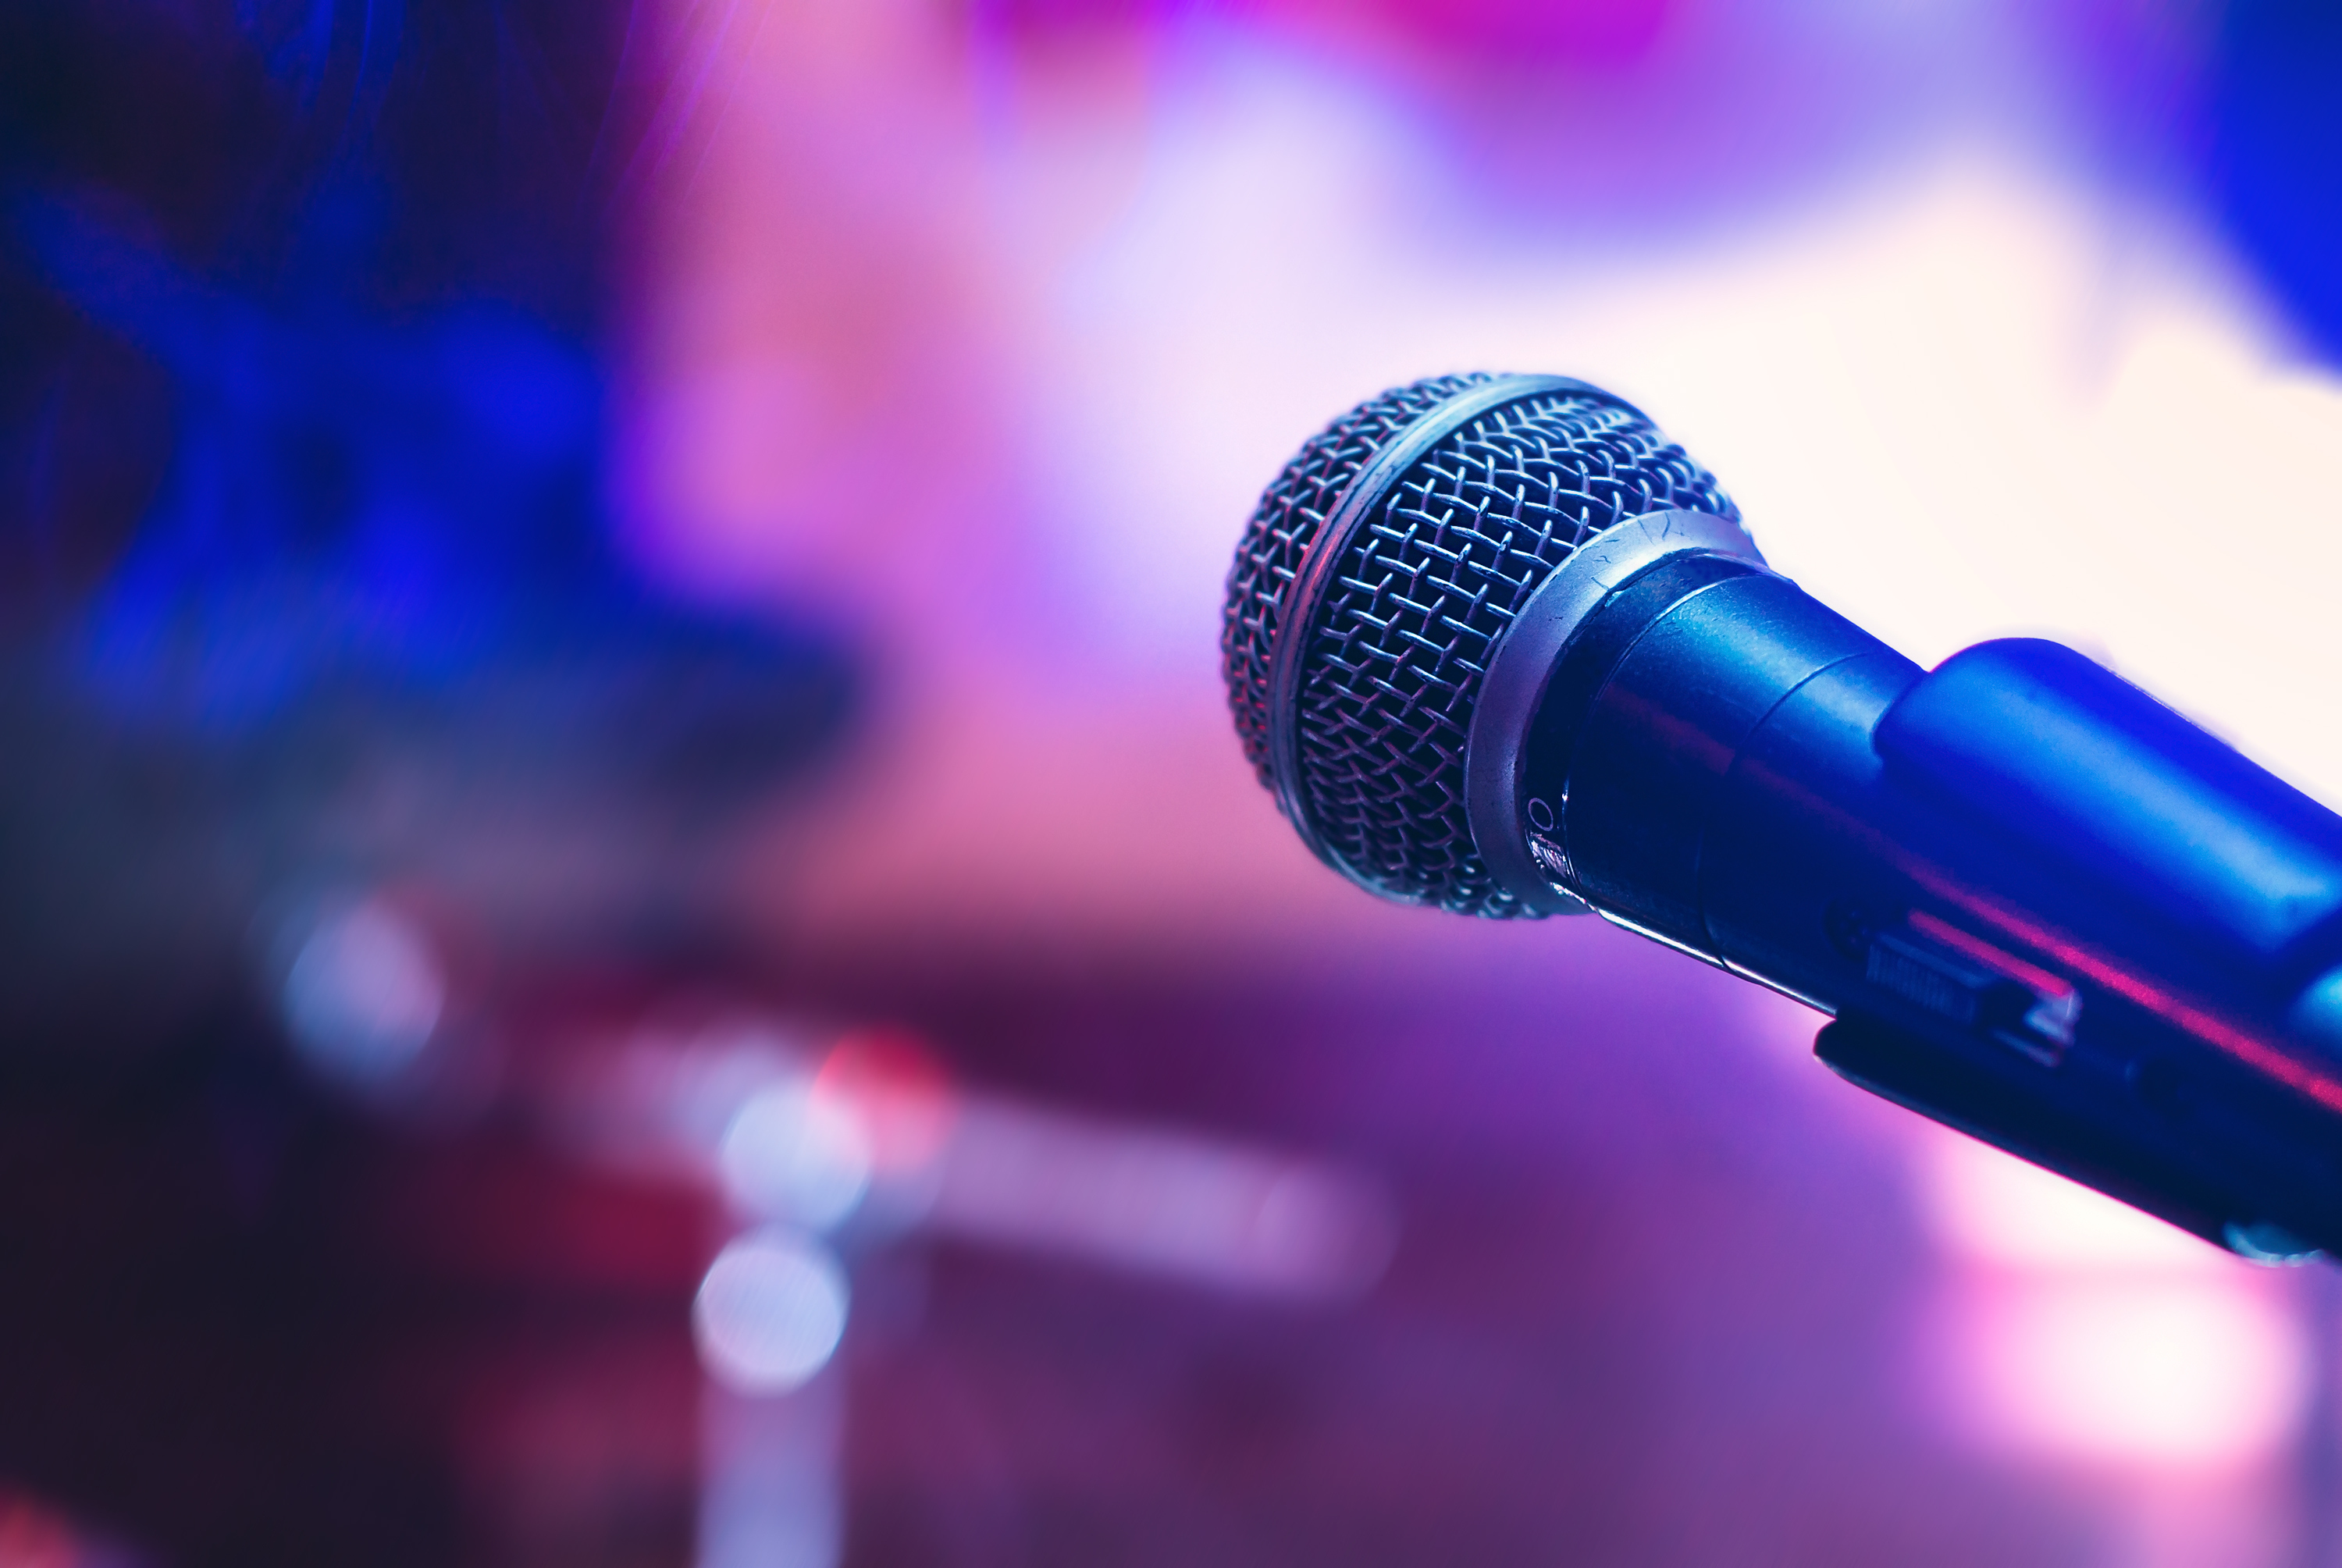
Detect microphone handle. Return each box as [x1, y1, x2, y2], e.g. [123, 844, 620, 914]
[1515, 550, 2342, 1258]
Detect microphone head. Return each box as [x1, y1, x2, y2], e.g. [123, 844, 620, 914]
[1222, 373, 1741, 916]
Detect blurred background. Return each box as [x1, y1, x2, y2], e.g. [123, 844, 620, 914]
[5, 0, 2342, 1563]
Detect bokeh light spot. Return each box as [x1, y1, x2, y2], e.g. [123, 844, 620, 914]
[718, 1080, 873, 1229]
[693, 1230, 851, 1396]
[280, 899, 447, 1090]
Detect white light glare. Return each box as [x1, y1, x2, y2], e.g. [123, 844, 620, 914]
[694, 1230, 851, 1395]
[717, 1080, 873, 1230]
[1917, 1131, 2221, 1272]
[1914, 1128, 2312, 1474]
[280, 899, 447, 1090]
[1937, 1280, 2309, 1471]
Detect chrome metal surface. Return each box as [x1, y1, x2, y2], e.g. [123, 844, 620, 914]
[1464, 510, 1765, 912]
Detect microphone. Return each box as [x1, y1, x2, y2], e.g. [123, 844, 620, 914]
[1224, 372, 2342, 1263]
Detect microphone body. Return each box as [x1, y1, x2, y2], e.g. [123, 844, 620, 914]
[1516, 530, 2342, 1258]
[1227, 374, 2342, 1261]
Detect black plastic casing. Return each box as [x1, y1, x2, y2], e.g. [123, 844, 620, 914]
[1518, 552, 2342, 1258]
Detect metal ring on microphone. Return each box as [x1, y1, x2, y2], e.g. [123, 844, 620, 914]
[1464, 508, 1768, 912]
[1264, 374, 1628, 873]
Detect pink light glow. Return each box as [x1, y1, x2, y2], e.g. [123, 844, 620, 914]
[1913, 1129, 2312, 1477]
[0, 1488, 130, 1568]
[1917, 1126, 2219, 1274]
[1923, 1277, 2309, 1473]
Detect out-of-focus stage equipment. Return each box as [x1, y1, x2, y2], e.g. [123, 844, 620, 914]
[1225, 373, 2342, 1264]
[537, 1008, 1397, 1316]
[258, 915, 1397, 1568]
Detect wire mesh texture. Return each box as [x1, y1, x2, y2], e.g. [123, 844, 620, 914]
[1221, 376, 1738, 917]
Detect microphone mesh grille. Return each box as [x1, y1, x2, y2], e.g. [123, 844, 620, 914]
[1223, 374, 1495, 791]
[1222, 376, 1737, 916]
